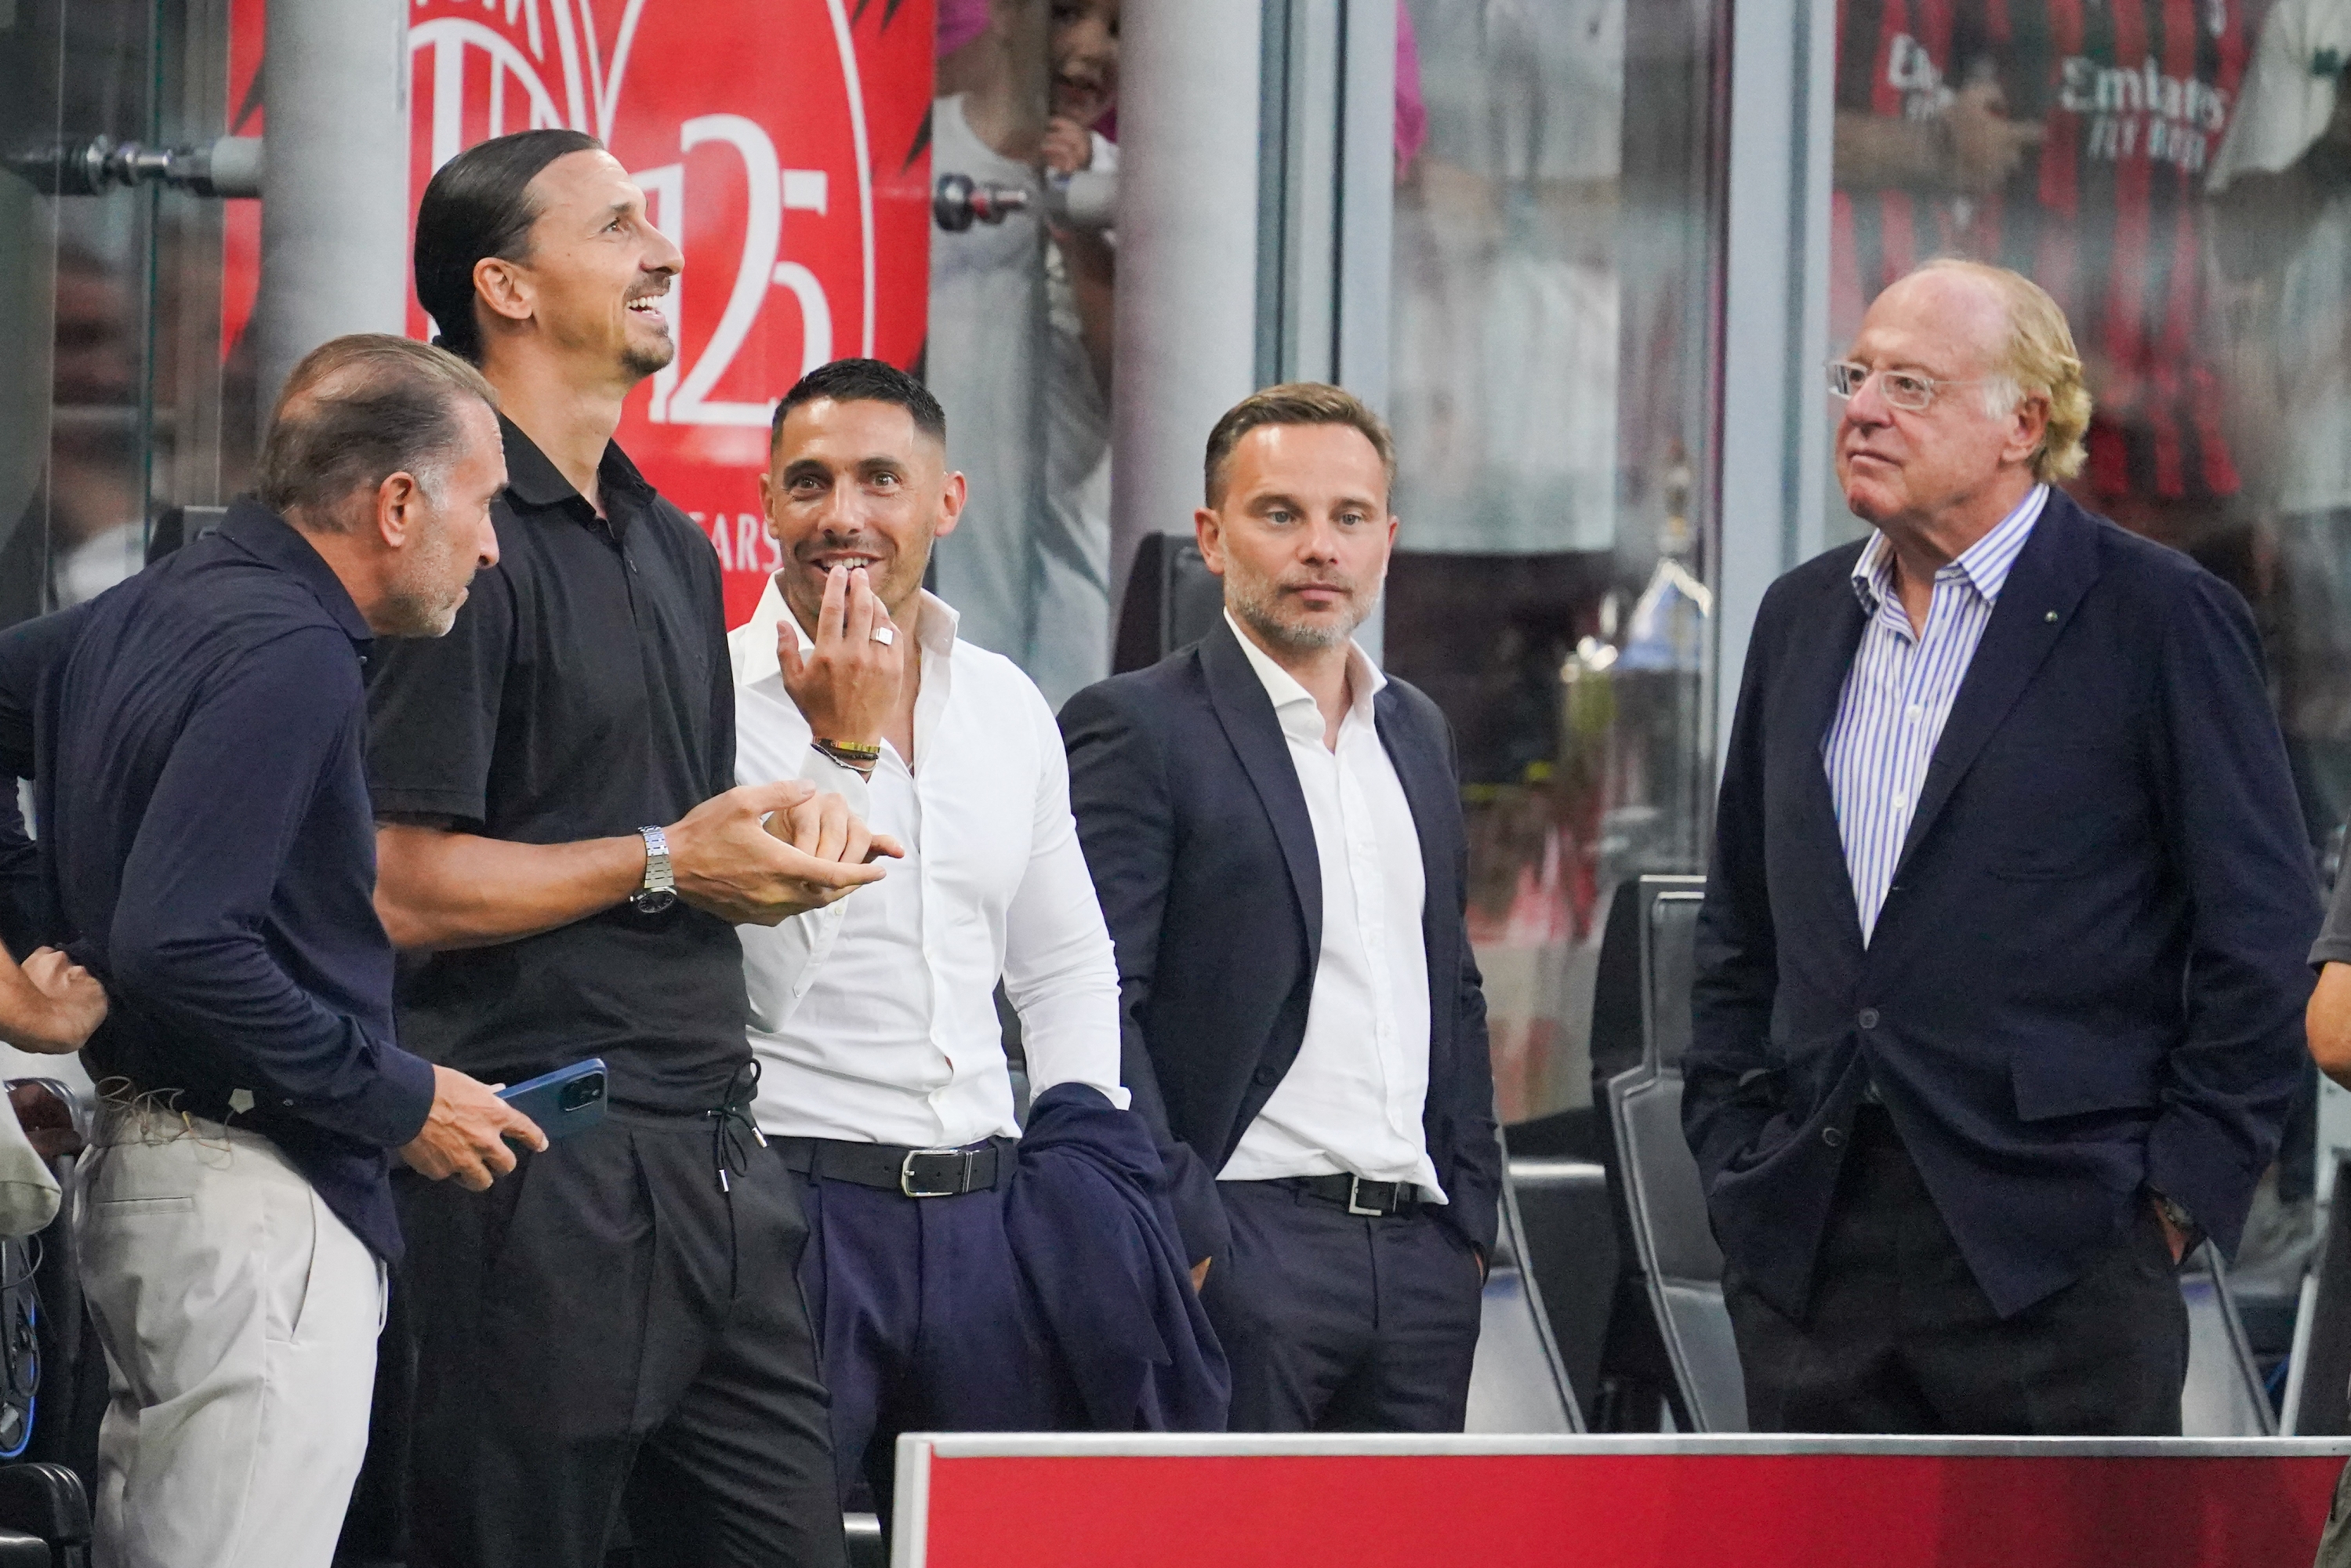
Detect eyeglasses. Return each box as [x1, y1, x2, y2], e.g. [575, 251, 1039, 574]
[1827, 359, 1986, 412]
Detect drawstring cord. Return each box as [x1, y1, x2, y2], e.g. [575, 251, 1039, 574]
[707, 1058, 767, 1192]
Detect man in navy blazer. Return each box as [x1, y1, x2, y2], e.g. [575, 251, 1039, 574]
[1689, 259, 2322, 1434]
[1061, 383, 1500, 1432]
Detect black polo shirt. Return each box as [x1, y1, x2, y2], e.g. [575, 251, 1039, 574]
[0, 502, 435, 1260]
[366, 418, 746, 1110]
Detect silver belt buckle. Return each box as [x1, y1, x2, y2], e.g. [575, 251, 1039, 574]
[1346, 1176, 1388, 1217]
[901, 1147, 973, 1198]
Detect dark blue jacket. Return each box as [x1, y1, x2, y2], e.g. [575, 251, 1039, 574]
[1060, 617, 1501, 1268]
[0, 502, 434, 1260]
[1006, 1083, 1229, 1431]
[1687, 489, 2320, 1318]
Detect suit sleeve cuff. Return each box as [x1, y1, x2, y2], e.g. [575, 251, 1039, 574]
[2146, 1109, 2265, 1259]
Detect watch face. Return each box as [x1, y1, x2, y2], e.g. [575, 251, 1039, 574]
[631, 888, 679, 916]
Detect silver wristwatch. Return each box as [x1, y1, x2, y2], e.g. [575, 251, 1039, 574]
[633, 824, 677, 914]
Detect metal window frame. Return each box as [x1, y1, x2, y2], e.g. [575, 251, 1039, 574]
[1711, 0, 1838, 768]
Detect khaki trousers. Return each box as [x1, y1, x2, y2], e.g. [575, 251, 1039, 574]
[78, 1110, 383, 1568]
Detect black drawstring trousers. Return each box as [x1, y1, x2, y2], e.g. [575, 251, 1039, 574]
[393, 1085, 846, 1568]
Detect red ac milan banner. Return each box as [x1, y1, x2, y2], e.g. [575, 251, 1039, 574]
[226, 0, 934, 626]
[892, 1434, 2351, 1568]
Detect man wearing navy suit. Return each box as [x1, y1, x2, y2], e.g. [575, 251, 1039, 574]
[1689, 259, 2322, 1434]
[1061, 383, 1500, 1432]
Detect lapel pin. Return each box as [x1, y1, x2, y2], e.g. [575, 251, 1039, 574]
[2044, 611, 2058, 622]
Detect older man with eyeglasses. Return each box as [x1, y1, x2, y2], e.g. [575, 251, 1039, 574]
[1684, 258, 2320, 1435]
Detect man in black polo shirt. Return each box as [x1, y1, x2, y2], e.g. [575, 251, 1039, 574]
[368, 129, 889, 1568]
[5, 334, 541, 1568]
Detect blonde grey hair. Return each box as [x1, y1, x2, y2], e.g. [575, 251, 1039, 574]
[1913, 257, 2093, 482]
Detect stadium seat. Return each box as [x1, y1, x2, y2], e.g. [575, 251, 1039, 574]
[1464, 1149, 1584, 1433]
[1597, 877, 1747, 1432]
[1504, 1156, 1616, 1414]
[0, 1463, 89, 1566]
[2178, 1246, 2274, 1436]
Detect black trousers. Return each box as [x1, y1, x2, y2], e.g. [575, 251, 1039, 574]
[1203, 1180, 1485, 1432]
[1724, 1106, 2187, 1436]
[398, 1106, 847, 1568]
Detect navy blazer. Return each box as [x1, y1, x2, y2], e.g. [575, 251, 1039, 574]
[1687, 489, 2321, 1319]
[1059, 616, 1502, 1265]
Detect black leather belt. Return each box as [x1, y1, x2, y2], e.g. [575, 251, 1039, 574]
[1289, 1174, 1423, 1217]
[772, 1135, 1003, 1198]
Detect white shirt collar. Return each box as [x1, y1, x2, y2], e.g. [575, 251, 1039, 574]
[738, 572, 961, 688]
[1223, 609, 1386, 747]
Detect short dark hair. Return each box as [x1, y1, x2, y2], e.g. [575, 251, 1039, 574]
[1203, 382, 1396, 507]
[771, 358, 945, 451]
[255, 334, 499, 530]
[414, 129, 602, 363]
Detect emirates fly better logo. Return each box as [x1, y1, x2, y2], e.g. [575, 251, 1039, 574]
[2056, 53, 2231, 172]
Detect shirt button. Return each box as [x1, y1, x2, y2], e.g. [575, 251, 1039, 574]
[1823, 1126, 1846, 1149]
[1858, 1008, 1880, 1030]
[1890, 793, 1906, 808]
[1905, 704, 1922, 721]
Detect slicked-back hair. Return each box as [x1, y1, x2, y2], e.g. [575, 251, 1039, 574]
[414, 128, 602, 363]
[771, 358, 946, 451]
[1203, 382, 1396, 507]
[255, 334, 499, 531]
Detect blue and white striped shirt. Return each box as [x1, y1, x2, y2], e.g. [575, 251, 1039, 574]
[1823, 484, 2048, 942]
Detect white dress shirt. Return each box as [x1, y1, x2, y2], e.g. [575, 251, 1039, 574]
[728, 577, 1127, 1145]
[1217, 613, 1446, 1202]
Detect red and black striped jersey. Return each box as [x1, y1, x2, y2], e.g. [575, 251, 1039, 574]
[1833, 0, 1968, 341]
[1965, 0, 2253, 501]
[1834, 0, 2258, 502]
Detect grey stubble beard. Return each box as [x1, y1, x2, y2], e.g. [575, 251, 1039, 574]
[1226, 570, 1366, 652]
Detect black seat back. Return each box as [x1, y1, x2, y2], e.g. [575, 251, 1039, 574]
[1596, 876, 1747, 1430]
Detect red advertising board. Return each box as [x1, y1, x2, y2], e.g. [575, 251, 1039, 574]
[224, 0, 934, 626]
[892, 1435, 2351, 1568]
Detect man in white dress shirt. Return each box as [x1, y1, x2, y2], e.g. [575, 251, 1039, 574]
[728, 358, 1142, 1511]
[1061, 383, 1500, 1432]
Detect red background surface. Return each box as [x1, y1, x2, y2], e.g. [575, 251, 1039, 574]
[915, 1452, 2342, 1567]
[225, 0, 934, 626]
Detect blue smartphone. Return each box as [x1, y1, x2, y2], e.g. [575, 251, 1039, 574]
[497, 1058, 608, 1143]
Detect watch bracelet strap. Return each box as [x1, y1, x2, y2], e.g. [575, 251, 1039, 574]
[638, 824, 675, 894]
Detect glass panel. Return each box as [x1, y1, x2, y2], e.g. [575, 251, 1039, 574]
[926, 0, 1120, 711]
[1386, 0, 1725, 1128]
[0, 0, 225, 627]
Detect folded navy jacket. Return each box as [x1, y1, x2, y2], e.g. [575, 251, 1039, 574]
[1006, 1083, 1230, 1432]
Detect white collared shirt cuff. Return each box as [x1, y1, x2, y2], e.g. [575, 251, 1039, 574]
[797, 746, 873, 818]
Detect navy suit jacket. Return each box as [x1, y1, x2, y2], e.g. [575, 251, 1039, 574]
[1687, 489, 2320, 1319]
[1059, 617, 1502, 1266]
